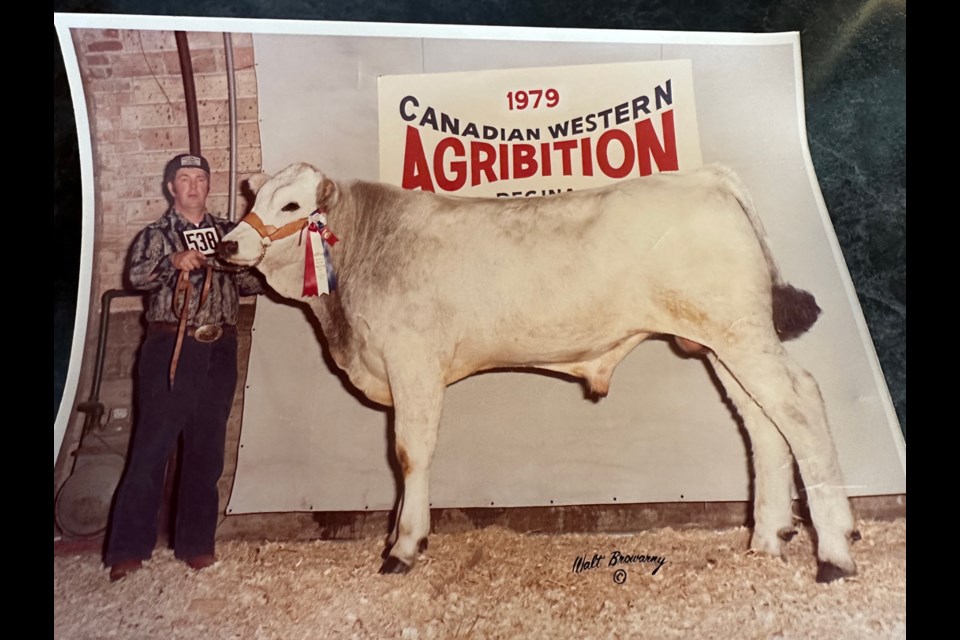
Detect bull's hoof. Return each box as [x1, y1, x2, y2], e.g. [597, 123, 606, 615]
[418, 537, 428, 553]
[777, 528, 799, 542]
[816, 561, 857, 583]
[850, 529, 862, 542]
[379, 557, 412, 574]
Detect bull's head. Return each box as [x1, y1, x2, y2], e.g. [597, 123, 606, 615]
[219, 163, 339, 299]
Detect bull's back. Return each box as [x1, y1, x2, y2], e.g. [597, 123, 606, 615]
[348, 168, 773, 369]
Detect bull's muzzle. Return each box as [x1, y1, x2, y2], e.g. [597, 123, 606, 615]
[216, 240, 239, 260]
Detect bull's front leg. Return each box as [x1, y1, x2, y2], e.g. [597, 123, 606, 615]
[380, 362, 445, 574]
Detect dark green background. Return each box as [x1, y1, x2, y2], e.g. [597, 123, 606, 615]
[54, 1, 906, 436]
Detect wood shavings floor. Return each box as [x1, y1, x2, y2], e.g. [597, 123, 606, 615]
[55, 519, 905, 639]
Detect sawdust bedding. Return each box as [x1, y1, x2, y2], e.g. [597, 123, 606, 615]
[54, 519, 905, 639]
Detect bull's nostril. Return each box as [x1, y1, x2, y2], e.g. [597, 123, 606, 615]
[217, 240, 239, 258]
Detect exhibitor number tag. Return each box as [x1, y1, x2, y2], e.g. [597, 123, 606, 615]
[182, 227, 220, 256]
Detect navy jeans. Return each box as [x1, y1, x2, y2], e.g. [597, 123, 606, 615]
[105, 326, 237, 564]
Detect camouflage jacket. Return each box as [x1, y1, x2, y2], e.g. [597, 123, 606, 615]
[127, 207, 265, 326]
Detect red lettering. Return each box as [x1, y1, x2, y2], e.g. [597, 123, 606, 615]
[554, 140, 577, 176]
[434, 137, 467, 192]
[401, 126, 435, 192]
[635, 110, 678, 176]
[580, 137, 594, 177]
[499, 144, 510, 180]
[470, 141, 498, 186]
[512, 144, 538, 179]
[540, 142, 552, 177]
[597, 129, 635, 179]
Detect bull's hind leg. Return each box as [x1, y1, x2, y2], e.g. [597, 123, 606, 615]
[706, 353, 797, 557]
[715, 343, 858, 582]
[380, 361, 444, 574]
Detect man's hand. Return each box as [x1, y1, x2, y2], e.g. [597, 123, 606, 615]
[170, 250, 208, 272]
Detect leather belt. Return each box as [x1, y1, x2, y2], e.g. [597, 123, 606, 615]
[149, 322, 236, 340]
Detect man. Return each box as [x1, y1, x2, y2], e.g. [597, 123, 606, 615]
[104, 153, 264, 581]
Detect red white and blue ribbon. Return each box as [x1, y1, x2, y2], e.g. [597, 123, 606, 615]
[302, 210, 339, 297]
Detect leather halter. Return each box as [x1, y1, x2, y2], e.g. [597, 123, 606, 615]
[240, 211, 311, 244]
[238, 209, 338, 297]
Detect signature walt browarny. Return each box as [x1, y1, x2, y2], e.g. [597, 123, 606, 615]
[572, 551, 667, 576]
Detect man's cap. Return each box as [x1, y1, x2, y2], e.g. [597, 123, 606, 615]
[164, 153, 210, 182]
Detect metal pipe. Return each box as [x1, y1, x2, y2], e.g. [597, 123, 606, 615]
[175, 31, 201, 155]
[75, 289, 142, 435]
[224, 33, 239, 222]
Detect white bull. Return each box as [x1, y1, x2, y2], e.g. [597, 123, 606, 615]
[219, 162, 859, 582]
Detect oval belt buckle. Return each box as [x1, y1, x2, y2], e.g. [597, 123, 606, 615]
[194, 324, 223, 343]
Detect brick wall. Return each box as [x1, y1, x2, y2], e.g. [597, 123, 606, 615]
[56, 29, 264, 485]
[72, 28, 263, 307]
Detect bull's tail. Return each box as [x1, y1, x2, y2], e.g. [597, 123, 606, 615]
[708, 165, 821, 341]
[771, 283, 821, 341]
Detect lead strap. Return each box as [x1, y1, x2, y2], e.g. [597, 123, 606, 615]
[169, 266, 213, 388]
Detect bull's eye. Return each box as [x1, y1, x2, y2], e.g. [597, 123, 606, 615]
[281, 202, 300, 212]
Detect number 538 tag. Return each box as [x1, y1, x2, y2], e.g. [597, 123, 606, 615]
[182, 227, 221, 256]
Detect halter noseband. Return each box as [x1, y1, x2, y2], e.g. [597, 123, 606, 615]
[240, 211, 311, 244]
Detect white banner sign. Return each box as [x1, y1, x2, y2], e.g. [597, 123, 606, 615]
[379, 60, 702, 196]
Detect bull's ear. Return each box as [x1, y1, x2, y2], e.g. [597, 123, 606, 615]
[317, 177, 339, 210]
[246, 172, 271, 194]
